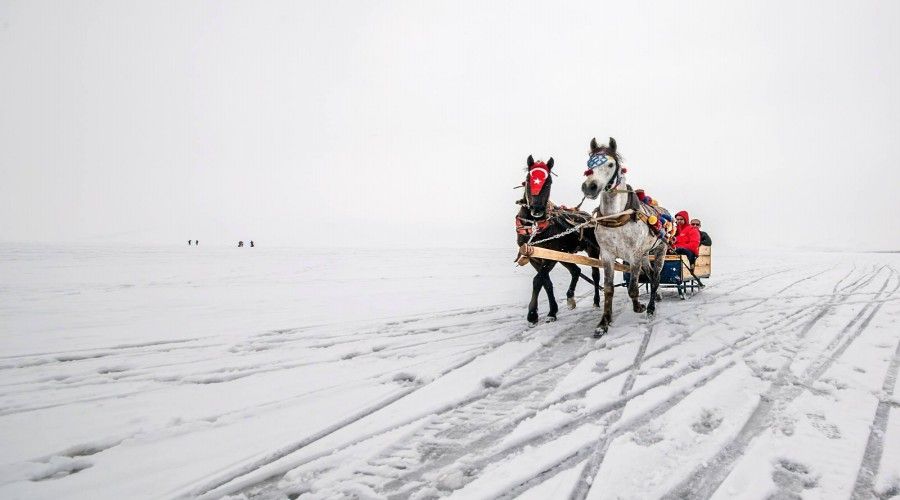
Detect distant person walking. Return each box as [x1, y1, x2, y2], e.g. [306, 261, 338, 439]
[195, 240, 199, 246]
[188, 240, 191, 245]
[250, 241, 255, 247]
[238, 241, 244, 247]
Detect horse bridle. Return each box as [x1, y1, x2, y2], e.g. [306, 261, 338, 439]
[587, 152, 621, 193]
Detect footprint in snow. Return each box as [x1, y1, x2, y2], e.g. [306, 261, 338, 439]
[806, 413, 842, 439]
[631, 423, 665, 447]
[691, 408, 723, 435]
[770, 458, 818, 496]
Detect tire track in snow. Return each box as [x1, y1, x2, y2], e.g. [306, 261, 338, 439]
[660, 268, 896, 500]
[851, 287, 900, 499]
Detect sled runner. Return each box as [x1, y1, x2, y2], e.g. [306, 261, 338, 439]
[623, 245, 712, 299]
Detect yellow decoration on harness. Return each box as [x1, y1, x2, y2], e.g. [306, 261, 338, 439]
[648, 215, 658, 225]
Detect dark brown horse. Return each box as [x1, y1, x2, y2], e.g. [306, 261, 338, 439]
[517, 155, 600, 324]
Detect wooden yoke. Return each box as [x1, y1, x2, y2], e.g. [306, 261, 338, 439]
[517, 244, 629, 272]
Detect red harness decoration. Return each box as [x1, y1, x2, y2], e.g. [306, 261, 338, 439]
[516, 216, 551, 236]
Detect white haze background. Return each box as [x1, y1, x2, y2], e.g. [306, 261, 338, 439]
[1, 0, 899, 250]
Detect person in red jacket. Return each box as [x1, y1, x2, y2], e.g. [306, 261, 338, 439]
[673, 210, 700, 264]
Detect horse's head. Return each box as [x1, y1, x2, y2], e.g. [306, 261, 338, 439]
[523, 155, 554, 219]
[581, 137, 622, 200]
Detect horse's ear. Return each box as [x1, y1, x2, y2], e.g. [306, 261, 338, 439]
[547, 157, 554, 170]
[608, 137, 617, 154]
[527, 155, 534, 167]
[590, 138, 599, 152]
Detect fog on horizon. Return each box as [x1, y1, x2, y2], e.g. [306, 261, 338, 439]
[2, 0, 899, 252]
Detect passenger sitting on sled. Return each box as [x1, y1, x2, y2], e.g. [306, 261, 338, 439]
[691, 218, 712, 246]
[672, 211, 700, 265]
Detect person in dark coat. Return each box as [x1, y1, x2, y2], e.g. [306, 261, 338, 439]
[250, 241, 254, 247]
[691, 219, 711, 246]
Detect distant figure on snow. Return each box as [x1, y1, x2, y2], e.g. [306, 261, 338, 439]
[250, 241, 255, 247]
[691, 219, 711, 246]
[238, 241, 244, 247]
[196, 240, 199, 246]
[188, 240, 192, 245]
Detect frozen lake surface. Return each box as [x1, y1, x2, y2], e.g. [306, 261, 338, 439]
[1, 244, 899, 499]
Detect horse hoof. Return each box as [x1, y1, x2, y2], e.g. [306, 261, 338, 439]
[634, 304, 646, 313]
[546, 316, 557, 323]
[647, 308, 655, 317]
[567, 297, 577, 309]
[593, 330, 605, 339]
[527, 311, 539, 323]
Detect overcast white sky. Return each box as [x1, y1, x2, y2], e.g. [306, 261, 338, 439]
[1, 0, 898, 250]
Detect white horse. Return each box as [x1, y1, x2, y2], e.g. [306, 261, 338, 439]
[581, 137, 668, 336]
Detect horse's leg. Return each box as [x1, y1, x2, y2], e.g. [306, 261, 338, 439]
[641, 257, 661, 301]
[588, 248, 601, 307]
[541, 261, 559, 320]
[596, 258, 615, 336]
[560, 262, 581, 309]
[527, 260, 543, 324]
[628, 259, 646, 313]
[647, 244, 666, 316]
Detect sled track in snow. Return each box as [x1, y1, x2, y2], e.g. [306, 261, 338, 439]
[485, 266, 881, 499]
[231, 265, 860, 499]
[406, 265, 889, 499]
[167, 264, 878, 500]
[661, 267, 898, 500]
[851, 292, 900, 499]
[186, 312, 605, 499]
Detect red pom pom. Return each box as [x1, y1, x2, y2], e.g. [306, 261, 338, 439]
[584, 169, 593, 176]
[621, 167, 628, 174]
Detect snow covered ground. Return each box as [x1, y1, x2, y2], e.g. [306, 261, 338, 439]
[1, 244, 899, 499]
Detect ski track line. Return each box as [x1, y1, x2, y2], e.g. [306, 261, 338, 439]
[660, 268, 897, 500]
[850, 332, 900, 499]
[183, 319, 590, 499]
[492, 265, 880, 500]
